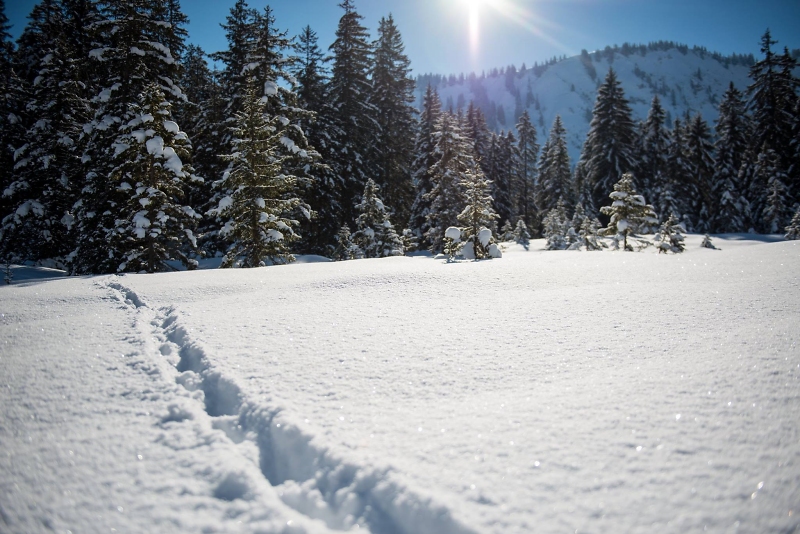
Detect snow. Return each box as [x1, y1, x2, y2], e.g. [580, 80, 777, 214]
[163, 120, 180, 134]
[478, 228, 493, 247]
[445, 227, 462, 241]
[1, 235, 798, 533]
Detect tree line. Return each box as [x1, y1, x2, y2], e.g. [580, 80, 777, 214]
[0, 0, 798, 273]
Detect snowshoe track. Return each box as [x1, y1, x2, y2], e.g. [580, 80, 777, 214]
[104, 276, 477, 534]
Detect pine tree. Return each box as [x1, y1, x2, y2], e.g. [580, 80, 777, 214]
[542, 199, 569, 250]
[74, 0, 189, 274]
[747, 30, 798, 184]
[684, 114, 715, 230]
[656, 214, 686, 254]
[332, 224, 361, 260]
[515, 110, 539, 229]
[424, 112, 472, 252]
[328, 0, 377, 226]
[370, 14, 416, 226]
[109, 84, 200, 272]
[408, 84, 442, 248]
[711, 83, 751, 232]
[463, 101, 491, 173]
[536, 115, 572, 215]
[600, 173, 658, 250]
[0, 0, 18, 226]
[209, 85, 307, 268]
[785, 209, 800, 240]
[578, 217, 603, 251]
[760, 152, 791, 233]
[638, 95, 670, 217]
[491, 131, 518, 228]
[500, 220, 514, 241]
[457, 162, 497, 259]
[1, 0, 93, 266]
[663, 118, 691, 226]
[352, 178, 404, 258]
[580, 69, 638, 215]
[513, 219, 531, 246]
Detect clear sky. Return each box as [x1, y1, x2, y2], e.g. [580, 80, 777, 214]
[6, 0, 800, 77]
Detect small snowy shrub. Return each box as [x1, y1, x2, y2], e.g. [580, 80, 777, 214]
[785, 209, 800, 241]
[443, 226, 462, 261]
[657, 214, 686, 254]
[513, 219, 530, 247]
[701, 234, 717, 249]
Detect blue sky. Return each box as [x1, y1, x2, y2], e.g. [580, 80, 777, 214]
[6, 0, 800, 76]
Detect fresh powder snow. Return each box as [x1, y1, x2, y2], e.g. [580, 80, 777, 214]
[1, 235, 798, 533]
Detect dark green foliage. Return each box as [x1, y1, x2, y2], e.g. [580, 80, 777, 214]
[408, 85, 442, 248]
[353, 178, 404, 258]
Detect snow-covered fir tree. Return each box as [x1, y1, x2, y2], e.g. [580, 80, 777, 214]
[463, 102, 492, 176]
[656, 214, 686, 254]
[701, 234, 717, 249]
[73, 0, 190, 274]
[209, 85, 307, 268]
[352, 178, 404, 258]
[332, 224, 361, 260]
[327, 0, 378, 227]
[0, 0, 19, 233]
[747, 31, 799, 195]
[543, 198, 569, 250]
[711, 82, 751, 233]
[1, 0, 94, 266]
[758, 149, 791, 233]
[663, 118, 691, 226]
[109, 84, 200, 272]
[580, 69, 638, 216]
[491, 131, 518, 228]
[578, 216, 603, 251]
[408, 84, 442, 248]
[500, 220, 514, 241]
[513, 219, 531, 246]
[457, 162, 497, 259]
[514, 110, 539, 229]
[424, 112, 472, 252]
[536, 115, 572, 216]
[785, 209, 800, 240]
[600, 173, 658, 251]
[370, 14, 416, 226]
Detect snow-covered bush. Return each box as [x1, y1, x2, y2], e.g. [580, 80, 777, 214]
[500, 220, 514, 242]
[579, 217, 604, 251]
[656, 214, 686, 253]
[542, 201, 569, 250]
[701, 234, 717, 249]
[443, 226, 462, 262]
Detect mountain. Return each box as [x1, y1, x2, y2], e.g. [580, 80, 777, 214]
[416, 43, 756, 162]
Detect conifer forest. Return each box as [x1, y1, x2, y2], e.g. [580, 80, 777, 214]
[1, 0, 799, 273]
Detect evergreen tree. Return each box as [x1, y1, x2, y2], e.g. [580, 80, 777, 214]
[463, 101, 491, 173]
[785, 209, 800, 240]
[711, 83, 751, 232]
[513, 219, 531, 246]
[352, 178, 404, 258]
[499, 220, 514, 242]
[1, 0, 93, 265]
[757, 148, 791, 233]
[424, 112, 472, 252]
[491, 131, 518, 227]
[580, 69, 638, 215]
[332, 224, 361, 260]
[515, 110, 539, 229]
[408, 84, 441, 248]
[370, 14, 416, 226]
[74, 0, 189, 274]
[209, 86, 307, 268]
[328, 0, 377, 226]
[664, 118, 691, 226]
[108, 84, 200, 272]
[656, 214, 686, 254]
[536, 115, 572, 215]
[638, 95, 670, 216]
[600, 173, 658, 250]
[457, 162, 497, 259]
[684, 114, 715, 230]
[542, 199, 569, 250]
[578, 216, 603, 251]
[0, 0, 17, 236]
[747, 30, 799, 184]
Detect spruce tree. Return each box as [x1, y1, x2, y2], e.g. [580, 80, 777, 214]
[755, 147, 791, 233]
[491, 131, 518, 228]
[74, 0, 189, 274]
[785, 209, 800, 240]
[328, 0, 377, 226]
[457, 162, 497, 259]
[711, 83, 751, 232]
[543, 199, 569, 250]
[352, 178, 404, 258]
[600, 173, 658, 250]
[515, 110, 539, 229]
[747, 30, 798, 184]
[580, 69, 638, 215]
[536, 115, 572, 215]
[684, 114, 715, 230]
[513, 219, 531, 246]
[639, 95, 670, 217]
[664, 118, 692, 226]
[463, 102, 491, 174]
[424, 112, 472, 252]
[370, 14, 416, 226]
[0, 0, 16, 238]
[656, 214, 686, 254]
[332, 224, 361, 260]
[109, 84, 200, 272]
[408, 84, 442, 248]
[209, 85, 307, 268]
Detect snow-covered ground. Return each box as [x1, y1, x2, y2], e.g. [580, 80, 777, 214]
[2, 234, 799, 534]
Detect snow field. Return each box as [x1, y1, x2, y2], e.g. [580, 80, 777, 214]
[1, 234, 799, 533]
